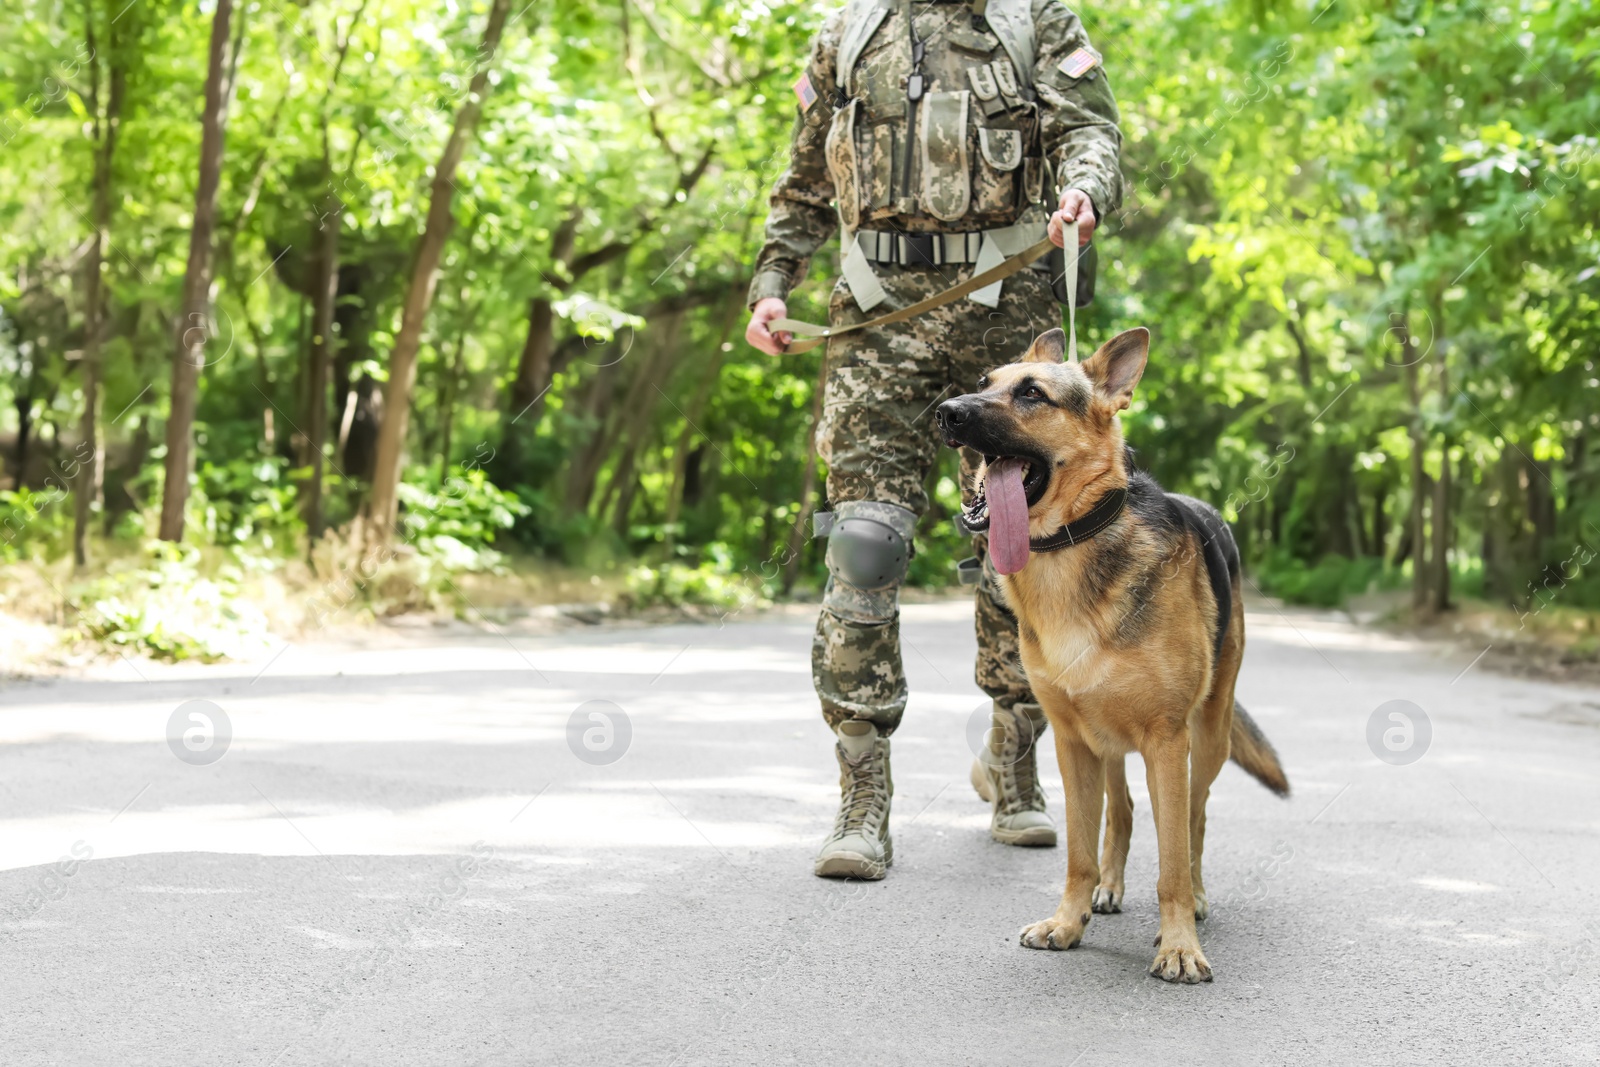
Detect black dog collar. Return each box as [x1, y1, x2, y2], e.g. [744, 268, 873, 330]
[959, 486, 1128, 552]
[1027, 487, 1128, 551]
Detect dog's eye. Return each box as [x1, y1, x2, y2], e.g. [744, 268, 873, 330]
[976, 375, 989, 390]
[1023, 385, 1046, 400]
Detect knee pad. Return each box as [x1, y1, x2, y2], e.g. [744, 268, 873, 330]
[822, 501, 916, 625]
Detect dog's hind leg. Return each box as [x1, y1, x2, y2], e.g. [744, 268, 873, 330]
[1020, 729, 1103, 952]
[1188, 692, 1232, 921]
[1092, 756, 1133, 914]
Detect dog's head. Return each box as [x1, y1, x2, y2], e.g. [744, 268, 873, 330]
[936, 327, 1149, 565]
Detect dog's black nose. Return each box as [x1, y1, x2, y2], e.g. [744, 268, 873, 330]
[936, 398, 972, 430]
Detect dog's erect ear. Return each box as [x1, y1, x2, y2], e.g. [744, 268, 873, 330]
[1019, 328, 1067, 364]
[1081, 327, 1150, 410]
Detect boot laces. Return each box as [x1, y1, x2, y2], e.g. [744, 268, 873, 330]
[834, 750, 888, 835]
[991, 718, 1045, 816]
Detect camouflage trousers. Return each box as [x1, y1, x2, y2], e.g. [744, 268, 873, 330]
[812, 261, 1058, 737]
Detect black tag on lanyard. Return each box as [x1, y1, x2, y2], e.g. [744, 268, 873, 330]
[907, 22, 926, 101]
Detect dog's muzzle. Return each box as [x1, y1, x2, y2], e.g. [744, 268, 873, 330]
[936, 396, 980, 446]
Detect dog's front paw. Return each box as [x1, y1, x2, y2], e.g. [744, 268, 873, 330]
[1020, 912, 1089, 951]
[1091, 884, 1123, 914]
[1149, 938, 1212, 984]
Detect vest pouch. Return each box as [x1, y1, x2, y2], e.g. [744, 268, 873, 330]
[973, 127, 1023, 219]
[918, 90, 971, 222]
[859, 120, 896, 216]
[826, 98, 863, 230]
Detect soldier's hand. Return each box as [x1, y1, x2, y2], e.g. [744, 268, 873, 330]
[746, 297, 792, 355]
[1049, 189, 1097, 249]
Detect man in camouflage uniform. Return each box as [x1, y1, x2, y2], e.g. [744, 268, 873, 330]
[745, 0, 1122, 879]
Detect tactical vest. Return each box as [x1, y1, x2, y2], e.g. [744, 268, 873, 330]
[826, 0, 1046, 234]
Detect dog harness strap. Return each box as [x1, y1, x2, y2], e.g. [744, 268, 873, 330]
[768, 233, 1057, 354]
[1028, 486, 1126, 552]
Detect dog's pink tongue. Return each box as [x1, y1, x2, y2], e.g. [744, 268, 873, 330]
[986, 458, 1030, 575]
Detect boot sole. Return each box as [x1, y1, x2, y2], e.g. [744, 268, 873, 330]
[989, 824, 1057, 847]
[813, 837, 893, 880]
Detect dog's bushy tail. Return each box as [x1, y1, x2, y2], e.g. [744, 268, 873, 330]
[1230, 700, 1289, 797]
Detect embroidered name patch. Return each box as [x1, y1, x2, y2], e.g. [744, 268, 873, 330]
[1059, 47, 1100, 79]
[794, 72, 818, 111]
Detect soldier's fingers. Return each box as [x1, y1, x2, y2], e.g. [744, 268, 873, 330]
[1047, 212, 1066, 248]
[745, 321, 773, 352]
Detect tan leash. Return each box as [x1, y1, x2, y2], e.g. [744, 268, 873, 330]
[768, 219, 1079, 358]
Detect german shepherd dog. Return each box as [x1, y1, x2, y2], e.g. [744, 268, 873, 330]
[936, 326, 1289, 983]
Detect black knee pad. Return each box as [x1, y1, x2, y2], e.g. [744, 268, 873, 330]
[821, 501, 916, 624]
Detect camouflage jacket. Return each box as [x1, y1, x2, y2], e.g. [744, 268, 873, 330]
[749, 0, 1123, 307]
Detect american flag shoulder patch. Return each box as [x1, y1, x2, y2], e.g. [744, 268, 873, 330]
[1059, 47, 1100, 79]
[794, 72, 818, 111]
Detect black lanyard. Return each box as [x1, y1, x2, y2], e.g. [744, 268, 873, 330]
[899, 0, 927, 205]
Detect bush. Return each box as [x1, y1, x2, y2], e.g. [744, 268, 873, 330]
[625, 545, 759, 610]
[397, 468, 530, 573]
[0, 485, 74, 562]
[193, 454, 302, 550]
[73, 542, 272, 662]
[1256, 552, 1388, 608]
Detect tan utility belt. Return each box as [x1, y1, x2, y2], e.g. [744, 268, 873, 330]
[770, 223, 1081, 356]
[854, 227, 1053, 271]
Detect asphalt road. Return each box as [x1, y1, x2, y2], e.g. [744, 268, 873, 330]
[1, 599, 1597, 1066]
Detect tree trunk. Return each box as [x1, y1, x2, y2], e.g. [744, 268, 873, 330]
[563, 364, 619, 511]
[1433, 316, 1459, 614]
[1371, 479, 1388, 562]
[1403, 325, 1431, 614]
[73, 0, 123, 567]
[303, 178, 340, 540]
[158, 0, 235, 542]
[366, 0, 513, 539]
[437, 304, 473, 484]
[13, 391, 33, 490]
[432, 220, 479, 483]
[1285, 310, 1313, 390]
[505, 295, 555, 454]
[1430, 445, 1451, 612]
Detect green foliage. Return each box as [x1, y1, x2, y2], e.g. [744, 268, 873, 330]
[397, 467, 530, 572]
[73, 543, 271, 662]
[625, 553, 756, 611]
[0, 485, 72, 561]
[193, 454, 301, 550]
[1256, 552, 1391, 609]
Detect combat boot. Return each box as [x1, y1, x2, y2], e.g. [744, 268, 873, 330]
[970, 705, 1057, 847]
[813, 720, 894, 879]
